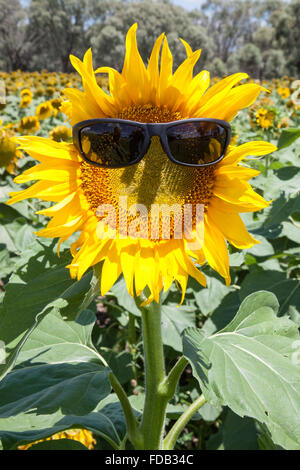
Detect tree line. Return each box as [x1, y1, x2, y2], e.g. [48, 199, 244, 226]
[0, 0, 299, 78]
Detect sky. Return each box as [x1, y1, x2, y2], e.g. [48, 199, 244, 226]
[20, 0, 205, 9]
[171, 0, 204, 9]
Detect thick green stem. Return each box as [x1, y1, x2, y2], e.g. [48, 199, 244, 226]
[163, 394, 206, 450]
[128, 313, 137, 345]
[139, 300, 168, 450]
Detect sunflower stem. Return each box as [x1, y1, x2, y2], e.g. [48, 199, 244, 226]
[163, 394, 206, 450]
[137, 298, 169, 450]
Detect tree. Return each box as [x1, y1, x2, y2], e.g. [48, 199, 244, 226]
[201, 0, 259, 62]
[208, 57, 228, 77]
[27, 0, 92, 72]
[0, 0, 298, 77]
[263, 49, 286, 78]
[235, 43, 263, 78]
[87, 0, 213, 71]
[270, 0, 300, 75]
[0, 0, 35, 71]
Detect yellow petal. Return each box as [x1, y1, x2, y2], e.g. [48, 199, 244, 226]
[216, 165, 261, 181]
[147, 33, 165, 103]
[203, 214, 231, 285]
[180, 38, 193, 57]
[208, 200, 260, 249]
[122, 23, 149, 104]
[158, 37, 173, 106]
[223, 141, 277, 165]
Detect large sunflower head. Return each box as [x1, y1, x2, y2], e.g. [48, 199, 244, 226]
[8, 24, 276, 304]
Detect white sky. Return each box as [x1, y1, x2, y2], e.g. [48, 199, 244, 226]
[172, 0, 204, 9]
[20, 0, 204, 9]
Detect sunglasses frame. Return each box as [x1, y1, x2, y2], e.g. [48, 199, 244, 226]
[73, 117, 232, 169]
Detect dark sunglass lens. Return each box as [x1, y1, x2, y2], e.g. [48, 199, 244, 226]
[79, 123, 145, 167]
[166, 122, 227, 166]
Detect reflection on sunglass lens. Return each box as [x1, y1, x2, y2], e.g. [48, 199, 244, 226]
[166, 122, 227, 165]
[79, 122, 145, 167]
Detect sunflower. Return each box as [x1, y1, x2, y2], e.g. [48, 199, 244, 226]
[18, 428, 96, 450]
[256, 107, 275, 129]
[49, 125, 72, 142]
[20, 95, 32, 108]
[7, 24, 276, 304]
[36, 101, 53, 120]
[20, 88, 33, 99]
[0, 127, 23, 174]
[20, 88, 33, 108]
[277, 86, 290, 99]
[18, 116, 40, 134]
[50, 97, 64, 117]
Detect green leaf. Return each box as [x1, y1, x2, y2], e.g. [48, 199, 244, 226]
[202, 291, 241, 335]
[0, 402, 125, 450]
[192, 276, 234, 316]
[0, 246, 94, 379]
[109, 277, 141, 317]
[29, 439, 89, 450]
[263, 192, 300, 228]
[278, 128, 300, 149]
[247, 234, 275, 257]
[207, 410, 259, 450]
[13, 224, 36, 252]
[0, 310, 117, 450]
[183, 291, 300, 450]
[101, 351, 134, 385]
[161, 304, 196, 352]
[280, 221, 300, 243]
[166, 401, 222, 422]
[0, 310, 110, 418]
[240, 271, 300, 317]
[0, 225, 17, 252]
[79, 263, 102, 316]
[0, 248, 16, 278]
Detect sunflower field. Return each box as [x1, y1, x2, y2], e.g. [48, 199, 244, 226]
[0, 25, 300, 453]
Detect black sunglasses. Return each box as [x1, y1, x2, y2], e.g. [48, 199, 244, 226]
[73, 118, 231, 169]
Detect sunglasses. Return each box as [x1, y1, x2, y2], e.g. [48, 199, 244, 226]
[73, 118, 231, 169]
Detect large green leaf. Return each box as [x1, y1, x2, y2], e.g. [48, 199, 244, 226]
[183, 291, 300, 450]
[239, 270, 300, 316]
[192, 276, 234, 316]
[109, 277, 141, 317]
[207, 410, 260, 450]
[0, 245, 93, 379]
[161, 304, 196, 352]
[263, 192, 300, 228]
[0, 310, 117, 450]
[0, 310, 110, 417]
[0, 402, 126, 450]
[29, 439, 89, 450]
[278, 128, 300, 149]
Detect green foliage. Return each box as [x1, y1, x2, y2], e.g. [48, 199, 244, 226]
[183, 291, 300, 450]
[278, 128, 300, 149]
[29, 439, 89, 450]
[0, 0, 299, 77]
